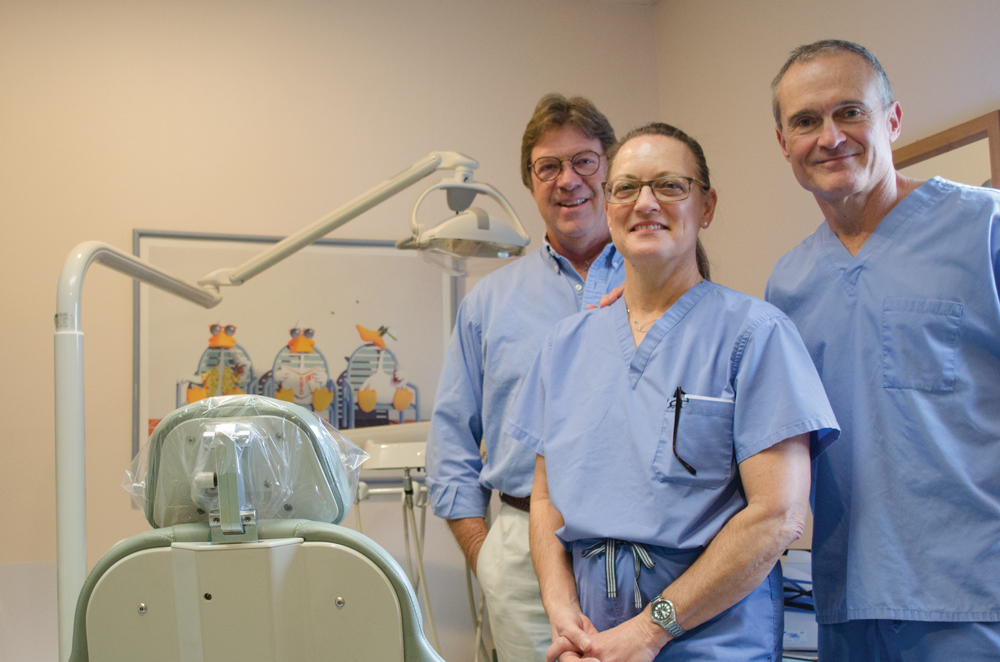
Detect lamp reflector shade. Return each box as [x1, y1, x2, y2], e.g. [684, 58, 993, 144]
[396, 207, 528, 258]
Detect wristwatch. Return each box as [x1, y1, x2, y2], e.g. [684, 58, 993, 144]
[649, 596, 685, 638]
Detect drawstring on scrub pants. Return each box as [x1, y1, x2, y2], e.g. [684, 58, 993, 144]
[582, 539, 655, 609]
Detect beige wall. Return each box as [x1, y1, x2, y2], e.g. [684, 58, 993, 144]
[0, 0, 658, 569]
[654, 0, 1000, 297]
[4, 0, 1000, 656]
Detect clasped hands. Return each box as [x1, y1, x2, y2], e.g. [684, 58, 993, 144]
[546, 605, 666, 662]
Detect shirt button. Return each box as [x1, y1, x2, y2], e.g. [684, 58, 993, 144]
[575, 284, 582, 291]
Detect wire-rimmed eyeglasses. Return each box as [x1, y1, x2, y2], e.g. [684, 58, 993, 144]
[604, 176, 709, 204]
[529, 150, 602, 182]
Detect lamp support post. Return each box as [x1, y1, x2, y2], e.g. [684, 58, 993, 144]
[54, 242, 223, 661]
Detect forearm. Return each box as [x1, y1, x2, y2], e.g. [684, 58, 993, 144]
[656, 435, 811, 632]
[529, 455, 580, 615]
[446, 517, 489, 574]
[530, 500, 579, 616]
[596, 435, 812, 660]
[663, 487, 806, 629]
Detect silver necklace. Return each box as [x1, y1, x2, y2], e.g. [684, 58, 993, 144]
[625, 299, 660, 333]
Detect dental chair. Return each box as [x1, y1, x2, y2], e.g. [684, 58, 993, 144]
[69, 395, 444, 662]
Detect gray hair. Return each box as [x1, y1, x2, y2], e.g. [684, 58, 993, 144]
[771, 40, 893, 127]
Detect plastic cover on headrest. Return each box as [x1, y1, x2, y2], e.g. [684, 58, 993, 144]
[124, 395, 369, 529]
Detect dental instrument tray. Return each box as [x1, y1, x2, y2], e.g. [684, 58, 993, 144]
[124, 395, 368, 529]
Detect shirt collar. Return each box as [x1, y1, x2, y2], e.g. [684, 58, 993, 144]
[542, 235, 621, 274]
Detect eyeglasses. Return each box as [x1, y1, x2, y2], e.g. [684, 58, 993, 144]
[604, 176, 709, 204]
[290, 328, 314, 339]
[671, 387, 697, 476]
[529, 150, 602, 182]
[210, 324, 237, 336]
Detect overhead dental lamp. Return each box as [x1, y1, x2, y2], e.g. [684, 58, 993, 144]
[52, 150, 529, 662]
[196, 151, 529, 291]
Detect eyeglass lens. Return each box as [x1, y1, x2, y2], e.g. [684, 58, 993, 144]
[606, 177, 697, 203]
[532, 151, 601, 182]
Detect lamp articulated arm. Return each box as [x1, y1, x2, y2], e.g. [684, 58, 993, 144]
[196, 151, 523, 291]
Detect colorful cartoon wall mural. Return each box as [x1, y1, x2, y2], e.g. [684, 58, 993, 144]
[137, 236, 453, 453]
[258, 325, 338, 423]
[173, 321, 420, 430]
[183, 324, 256, 404]
[339, 325, 419, 428]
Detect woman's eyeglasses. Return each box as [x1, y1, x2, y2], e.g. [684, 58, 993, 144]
[604, 176, 708, 204]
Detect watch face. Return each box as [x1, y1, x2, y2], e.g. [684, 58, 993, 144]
[652, 600, 673, 622]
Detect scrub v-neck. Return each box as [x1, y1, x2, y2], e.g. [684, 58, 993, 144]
[614, 280, 711, 389]
[817, 179, 937, 294]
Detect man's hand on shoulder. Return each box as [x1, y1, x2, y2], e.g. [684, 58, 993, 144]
[584, 285, 624, 310]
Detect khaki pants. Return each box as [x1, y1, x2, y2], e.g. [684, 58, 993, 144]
[476, 504, 551, 662]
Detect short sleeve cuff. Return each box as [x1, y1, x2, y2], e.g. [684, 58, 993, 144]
[503, 420, 543, 455]
[734, 417, 841, 464]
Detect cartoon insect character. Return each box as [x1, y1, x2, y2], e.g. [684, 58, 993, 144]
[273, 325, 336, 413]
[186, 324, 253, 403]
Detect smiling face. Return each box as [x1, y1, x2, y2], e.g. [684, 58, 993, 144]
[605, 134, 716, 272]
[775, 51, 902, 204]
[529, 125, 610, 254]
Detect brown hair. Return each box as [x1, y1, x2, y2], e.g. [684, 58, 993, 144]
[606, 122, 712, 280]
[772, 40, 893, 128]
[520, 93, 616, 190]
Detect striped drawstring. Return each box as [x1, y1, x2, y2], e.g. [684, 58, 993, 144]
[582, 539, 655, 609]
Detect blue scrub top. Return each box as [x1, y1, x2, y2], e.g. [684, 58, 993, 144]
[767, 177, 1000, 624]
[505, 280, 839, 550]
[426, 240, 625, 520]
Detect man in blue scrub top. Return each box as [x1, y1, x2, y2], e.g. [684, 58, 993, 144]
[425, 94, 625, 662]
[766, 40, 1000, 660]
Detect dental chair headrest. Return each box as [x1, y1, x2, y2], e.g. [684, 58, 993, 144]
[125, 395, 366, 529]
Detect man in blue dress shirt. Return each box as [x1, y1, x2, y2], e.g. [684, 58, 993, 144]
[425, 94, 626, 662]
[766, 40, 1000, 660]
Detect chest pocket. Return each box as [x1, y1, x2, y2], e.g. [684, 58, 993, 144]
[882, 299, 963, 392]
[653, 396, 736, 489]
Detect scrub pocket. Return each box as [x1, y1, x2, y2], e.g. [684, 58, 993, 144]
[882, 298, 963, 392]
[653, 396, 735, 488]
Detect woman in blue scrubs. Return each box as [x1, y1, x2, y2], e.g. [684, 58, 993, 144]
[503, 123, 839, 661]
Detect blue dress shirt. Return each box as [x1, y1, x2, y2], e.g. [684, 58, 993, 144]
[426, 240, 625, 520]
